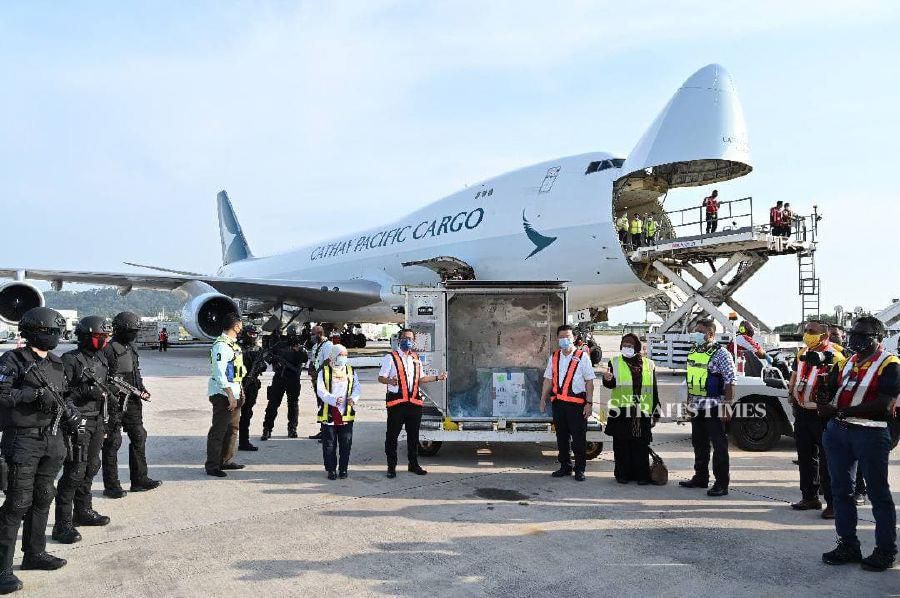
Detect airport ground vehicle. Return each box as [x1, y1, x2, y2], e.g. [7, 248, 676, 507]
[406, 282, 604, 459]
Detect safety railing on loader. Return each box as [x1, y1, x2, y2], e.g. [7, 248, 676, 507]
[661, 196, 754, 239]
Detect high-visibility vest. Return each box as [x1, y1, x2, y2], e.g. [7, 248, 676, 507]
[616, 216, 628, 231]
[834, 348, 899, 427]
[211, 335, 246, 384]
[794, 343, 845, 408]
[646, 220, 657, 236]
[385, 350, 422, 408]
[317, 364, 356, 423]
[630, 219, 643, 234]
[551, 349, 587, 404]
[608, 356, 655, 415]
[686, 346, 720, 397]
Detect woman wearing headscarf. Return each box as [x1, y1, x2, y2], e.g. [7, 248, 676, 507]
[602, 333, 660, 484]
[316, 344, 359, 480]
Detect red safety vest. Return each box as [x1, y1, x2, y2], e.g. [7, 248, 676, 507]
[769, 207, 783, 225]
[385, 350, 422, 408]
[835, 348, 898, 409]
[551, 349, 587, 404]
[704, 197, 719, 214]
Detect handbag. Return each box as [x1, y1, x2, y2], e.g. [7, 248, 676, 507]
[648, 447, 668, 485]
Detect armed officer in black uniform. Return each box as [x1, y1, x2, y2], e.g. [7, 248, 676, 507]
[261, 327, 308, 440]
[101, 312, 160, 498]
[0, 307, 80, 594]
[237, 325, 265, 452]
[52, 316, 113, 544]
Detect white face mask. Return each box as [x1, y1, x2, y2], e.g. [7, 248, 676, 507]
[691, 331, 708, 346]
[621, 347, 636, 358]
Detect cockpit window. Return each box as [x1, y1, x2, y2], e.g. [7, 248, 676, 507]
[585, 159, 625, 175]
[611, 158, 625, 168]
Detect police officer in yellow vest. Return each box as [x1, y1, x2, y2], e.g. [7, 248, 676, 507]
[629, 214, 644, 249]
[678, 319, 736, 497]
[602, 334, 659, 484]
[316, 344, 359, 480]
[616, 213, 629, 245]
[205, 313, 246, 477]
[644, 214, 658, 246]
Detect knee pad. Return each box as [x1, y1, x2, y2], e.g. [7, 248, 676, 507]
[32, 483, 56, 510]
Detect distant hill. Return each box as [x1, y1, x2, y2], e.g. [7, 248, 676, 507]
[44, 288, 184, 320]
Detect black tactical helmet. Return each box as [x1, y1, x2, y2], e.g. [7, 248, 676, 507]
[75, 315, 112, 337]
[19, 307, 66, 333]
[112, 311, 141, 333]
[239, 324, 259, 344]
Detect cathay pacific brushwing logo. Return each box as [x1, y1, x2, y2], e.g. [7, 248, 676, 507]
[522, 209, 557, 259]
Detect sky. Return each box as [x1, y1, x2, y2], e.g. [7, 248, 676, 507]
[2, 1, 899, 326]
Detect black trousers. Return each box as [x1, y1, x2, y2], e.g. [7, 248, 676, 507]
[238, 382, 261, 446]
[690, 408, 729, 487]
[0, 429, 65, 573]
[263, 377, 300, 432]
[322, 423, 353, 473]
[706, 212, 718, 233]
[793, 408, 832, 503]
[630, 232, 643, 248]
[205, 394, 232, 471]
[552, 400, 587, 473]
[612, 436, 650, 482]
[55, 416, 104, 522]
[385, 403, 422, 469]
[102, 399, 149, 488]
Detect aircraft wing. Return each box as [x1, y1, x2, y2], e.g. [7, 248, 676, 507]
[0, 268, 382, 311]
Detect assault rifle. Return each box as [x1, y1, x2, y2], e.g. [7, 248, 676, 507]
[24, 362, 85, 445]
[109, 375, 150, 402]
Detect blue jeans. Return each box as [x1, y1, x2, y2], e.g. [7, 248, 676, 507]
[823, 419, 896, 554]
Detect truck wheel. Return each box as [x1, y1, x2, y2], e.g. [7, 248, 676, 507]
[731, 402, 780, 451]
[418, 440, 442, 457]
[585, 441, 603, 460]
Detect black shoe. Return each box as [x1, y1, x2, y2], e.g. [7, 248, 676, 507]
[206, 469, 227, 478]
[288, 430, 298, 439]
[636, 480, 650, 486]
[238, 443, 259, 452]
[574, 471, 586, 482]
[853, 492, 868, 506]
[308, 432, 323, 440]
[822, 505, 835, 519]
[615, 477, 629, 484]
[73, 509, 110, 527]
[327, 471, 337, 480]
[261, 429, 271, 441]
[130, 479, 162, 492]
[338, 471, 348, 479]
[21, 552, 66, 571]
[386, 468, 397, 479]
[103, 487, 127, 499]
[791, 498, 823, 511]
[822, 540, 863, 565]
[551, 466, 573, 478]
[707, 485, 728, 497]
[0, 573, 22, 594]
[51, 522, 82, 544]
[408, 465, 428, 476]
[678, 478, 709, 489]
[221, 462, 245, 470]
[861, 548, 896, 571]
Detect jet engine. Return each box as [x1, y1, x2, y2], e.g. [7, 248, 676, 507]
[181, 292, 240, 340]
[0, 281, 45, 324]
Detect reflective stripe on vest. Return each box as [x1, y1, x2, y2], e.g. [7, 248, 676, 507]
[551, 349, 587, 404]
[686, 347, 717, 397]
[317, 364, 356, 423]
[386, 351, 422, 408]
[608, 356, 654, 415]
[617, 217, 628, 231]
[795, 344, 844, 408]
[835, 349, 897, 409]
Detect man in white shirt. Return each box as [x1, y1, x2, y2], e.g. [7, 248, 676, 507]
[378, 328, 447, 478]
[540, 324, 596, 481]
[316, 345, 360, 479]
[205, 313, 245, 478]
[305, 325, 333, 441]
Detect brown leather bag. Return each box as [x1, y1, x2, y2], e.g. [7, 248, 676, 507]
[648, 447, 668, 485]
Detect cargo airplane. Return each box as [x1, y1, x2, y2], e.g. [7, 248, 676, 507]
[0, 64, 752, 340]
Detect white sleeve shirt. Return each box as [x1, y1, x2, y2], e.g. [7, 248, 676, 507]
[379, 351, 419, 394]
[543, 350, 596, 395]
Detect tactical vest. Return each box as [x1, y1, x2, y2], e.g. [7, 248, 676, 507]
[107, 341, 138, 385]
[317, 364, 357, 424]
[63, 348, 109, 415]
[0, 348, 66, 429]
[551, 349, 587, 404]
[608, 356, 654, 415]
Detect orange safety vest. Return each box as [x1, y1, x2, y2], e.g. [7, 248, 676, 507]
[835, 348, 896, 409]
[385, 350, 423, 408]
[551, 349, 587, 404]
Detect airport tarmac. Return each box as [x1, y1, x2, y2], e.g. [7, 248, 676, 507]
[1, 342, 897, 596]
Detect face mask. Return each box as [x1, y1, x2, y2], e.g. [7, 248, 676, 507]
[88, 334, 109, 351]
[333, 355, 348, 367]
[690, 332, 707, 346]
[803, 332, 826, 349]
[621, 346, 636, 358]
[558, 338, 573, 350]
[399, 338, 414, 351]
[118, 330, 138, 344]
[848, 333, 876, 354]
[29, 331, 60, 351]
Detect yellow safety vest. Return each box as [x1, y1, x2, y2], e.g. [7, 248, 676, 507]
[646, 220, 657, 236]
[630, 219, 643, 234]
[608, 356, 655, 415]
[616, 216, 628, 231]
[211, 335, 246, 384]
[317, 364, 357, 423]
[686, 346, 718, 397]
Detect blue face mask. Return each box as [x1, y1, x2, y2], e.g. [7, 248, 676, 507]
[558, 337, 573, 350]
[333, 355, 348, 367]
[399, 338, 414, 351]
[690, 331, 708, 346]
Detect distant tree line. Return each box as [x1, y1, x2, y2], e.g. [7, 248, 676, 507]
[44, 288, 184, 320]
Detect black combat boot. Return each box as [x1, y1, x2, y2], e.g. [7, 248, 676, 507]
[0, 572, 22, 594]
[287, 428, 298, 439]
[20, 552, 67, 570]
[861, 548, 896, 572]
[51, 521, 82, 544]
[238, 442, 258, 451]
[103, 486, 127, 499]
[261, 428, 272, 441]
[822, 539, 863, 565]
[74, 509, 111, 527]
[130, 478, 162, 492]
